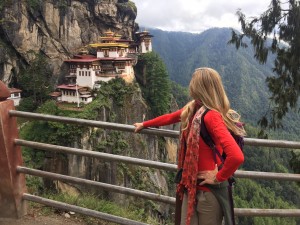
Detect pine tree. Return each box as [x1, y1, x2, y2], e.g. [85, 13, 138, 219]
[229, 0, 300, 130]
[135, 52, 171, 117]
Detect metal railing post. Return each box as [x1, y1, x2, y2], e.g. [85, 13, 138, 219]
[0, 81, 27, 219]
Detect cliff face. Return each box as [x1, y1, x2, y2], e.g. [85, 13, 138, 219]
[0, 0, 138, 84]
[42, 80, 179, 219]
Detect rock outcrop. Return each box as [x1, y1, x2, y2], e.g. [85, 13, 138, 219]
[0, 0, 138, 84]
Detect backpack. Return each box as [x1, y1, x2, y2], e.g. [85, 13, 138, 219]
[200, 108, 244, 184]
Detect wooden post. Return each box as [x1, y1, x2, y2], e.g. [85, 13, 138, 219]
[0, 81, 27, 219]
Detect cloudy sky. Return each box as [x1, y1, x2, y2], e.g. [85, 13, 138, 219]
[132, 0, 272, 33]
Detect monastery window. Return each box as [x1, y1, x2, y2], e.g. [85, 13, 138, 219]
[104, 50, 109, 57]
[79, 71, 81, 76]
[89, 71, 91, 76]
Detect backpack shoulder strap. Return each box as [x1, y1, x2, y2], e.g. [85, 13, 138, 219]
[200, 109, 214, 148]
[200, 109, 224, 164]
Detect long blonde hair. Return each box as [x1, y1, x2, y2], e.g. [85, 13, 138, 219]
[181, 67, 246, 136]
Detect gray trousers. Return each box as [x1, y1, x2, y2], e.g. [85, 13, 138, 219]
[180, 191, 223, 225]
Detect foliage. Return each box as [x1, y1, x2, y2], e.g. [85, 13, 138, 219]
[18, 53, 53, 107]
[128, 1, 137, 13]
[290, 150, 300, 178]
[18, 96, 39, 112]
[116, 1, 137, 18]
[0, 0, 12, 11]
[42, 192, 164, 225]
[228, 0, 300, 130]
[135, 52, 172, 117]
[234, 179, 298, 225]
[171, 81, 189, 108]
[97, 77, 137, 107]
[26, 0, 42, 10]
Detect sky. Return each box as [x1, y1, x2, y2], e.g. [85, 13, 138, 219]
[132, 0, 272, 33]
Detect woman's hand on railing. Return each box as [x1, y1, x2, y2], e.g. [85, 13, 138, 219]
[133, 123, 144, 133]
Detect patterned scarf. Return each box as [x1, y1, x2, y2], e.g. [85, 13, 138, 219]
[177, 106, 206, 225]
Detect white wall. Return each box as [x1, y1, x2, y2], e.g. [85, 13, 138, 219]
[8, 93, 21, 106]
[76, 68, 95, 89]
[97, 52, 104, 58]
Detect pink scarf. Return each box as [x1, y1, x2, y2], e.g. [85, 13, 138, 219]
[177, 106, 206, 225]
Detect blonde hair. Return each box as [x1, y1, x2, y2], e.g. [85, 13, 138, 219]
[181, 67, 246, 136]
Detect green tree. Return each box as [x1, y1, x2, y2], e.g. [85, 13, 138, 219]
[229, 0, 300, 130]
[229, 0, 300, 185]
[135, 52, 171, 117]
[18, 53, 53, 109]
[171, 81, 189, 108]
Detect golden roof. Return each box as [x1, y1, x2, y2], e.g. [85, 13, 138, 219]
[89, 43, 128, 48]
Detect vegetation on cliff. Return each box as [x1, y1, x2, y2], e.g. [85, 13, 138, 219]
[135, 51, 172, 117]
[20, 76, 173, 224]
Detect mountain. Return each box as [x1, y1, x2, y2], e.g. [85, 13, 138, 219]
[148, 27, 300, 135]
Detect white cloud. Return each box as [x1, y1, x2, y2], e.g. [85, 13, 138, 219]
[132, 0, 271, 33]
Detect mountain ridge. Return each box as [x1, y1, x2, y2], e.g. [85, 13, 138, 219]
[147, 27, 300, 135]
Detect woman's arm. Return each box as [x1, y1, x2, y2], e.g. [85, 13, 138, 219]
[134, 109, 183, 132]
[200, 110, 244, 183]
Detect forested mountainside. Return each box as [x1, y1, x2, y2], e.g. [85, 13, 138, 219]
[148, 27, 300, 135]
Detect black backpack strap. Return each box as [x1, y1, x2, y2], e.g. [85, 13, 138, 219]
[200, 109, 224, 164]
[201, 109, 236, 225]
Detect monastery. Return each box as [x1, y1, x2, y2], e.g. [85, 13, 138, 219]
[7, 88, 22, 106]
[50, 30, 153, 105]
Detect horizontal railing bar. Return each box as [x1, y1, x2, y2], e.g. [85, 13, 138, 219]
[234, 170, 300, 182]
[235, 208, 300, 217]
[15, 139, 178, 171]
[244, 138, 300, 149]
[17, 166, 176, 205]
[23, 192, 300, 219]
[15, 139, 300, 182]
[22, 193, 150, 225]
[10, 110, 300, 149]
[9, 110, 178, 138]
[18, 168, 300, 218]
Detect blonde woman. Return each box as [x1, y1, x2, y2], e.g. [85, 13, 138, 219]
[134, 67, 245, 225]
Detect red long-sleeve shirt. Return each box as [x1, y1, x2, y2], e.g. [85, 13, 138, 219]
[143, 109, 244, 184]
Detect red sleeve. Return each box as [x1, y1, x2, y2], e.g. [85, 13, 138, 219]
[143, 109, 183, 128]
[204, 110, 244, 182]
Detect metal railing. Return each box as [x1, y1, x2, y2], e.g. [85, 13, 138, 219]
[2, 109, 300, 224]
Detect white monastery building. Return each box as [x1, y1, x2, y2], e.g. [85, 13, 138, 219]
[53, 30, 153, 105]
[8, 88, 22, 106]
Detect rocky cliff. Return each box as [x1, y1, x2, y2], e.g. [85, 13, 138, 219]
[39, 78, 179, 221]
[0, 0, 138, 84]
